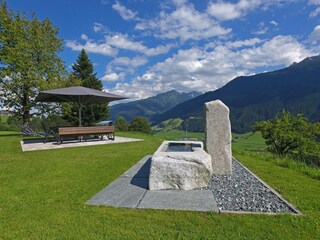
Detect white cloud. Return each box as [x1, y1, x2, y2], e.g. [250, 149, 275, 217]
[93, 23, 107, 33]
[112, 56, 148, 68]
[65, 39, 118, 56]
[108, 35, 312, 99]
[310, 7, 320, 17]
[66, 33, 171, 57]
[101, 56, 148, 84]
[208, 0, 295, 21]
[207, 2, 244, 21]
[101, 72, 125, 82]
[112, 1, 137, 20]
[252, 22, 268, 35]
[309, 0, 320, 4]
[135, 3, 231, 41]
[270, 20, 278, 26]
[309, 0, 320, 17]
[81, 34, 88, 40]
[105, 33, 172, 56]
[225, 38, 262, 48]
[309, 25, 320, 43]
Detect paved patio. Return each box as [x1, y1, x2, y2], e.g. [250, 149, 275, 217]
[86, 155, 218, 212]
[20, 136, 143, 151]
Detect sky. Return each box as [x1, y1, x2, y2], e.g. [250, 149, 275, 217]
[7, 0, 320, 101]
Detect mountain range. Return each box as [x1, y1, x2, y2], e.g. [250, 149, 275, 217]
[110, 90, 200, 122]
[152, 55, 320, 133]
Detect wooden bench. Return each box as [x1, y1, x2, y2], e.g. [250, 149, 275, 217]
[58, 126, 115, 144]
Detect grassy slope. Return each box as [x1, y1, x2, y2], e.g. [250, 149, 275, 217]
[0, 131, 319, 239]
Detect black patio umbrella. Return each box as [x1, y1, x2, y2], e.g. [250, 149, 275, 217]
[35, 86, 127, 126]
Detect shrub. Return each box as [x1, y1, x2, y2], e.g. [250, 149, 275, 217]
[129, 117, 151, 134]
[115, 116, 129, 132]
[254, 110, 320, 166]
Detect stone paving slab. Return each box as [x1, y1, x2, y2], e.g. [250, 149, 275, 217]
[87, 155, 218, 212]
[21, 136, 143, 151]
[138, 190, 217, 212]
[86, 177, 147, 208]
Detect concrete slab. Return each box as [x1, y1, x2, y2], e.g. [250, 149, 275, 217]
[138, 190, 218, 212]
[86, 177, 147, 208]
[21, 136, 143, 151]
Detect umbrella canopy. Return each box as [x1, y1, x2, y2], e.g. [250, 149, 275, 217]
[35, 86, 127, 126]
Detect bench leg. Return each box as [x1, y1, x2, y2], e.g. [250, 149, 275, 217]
[107, 132, 115, 140]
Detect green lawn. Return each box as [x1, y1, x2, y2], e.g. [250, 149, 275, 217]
[1, 131, 320, 239]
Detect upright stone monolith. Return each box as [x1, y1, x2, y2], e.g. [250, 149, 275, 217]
[205, 100, 232, 174]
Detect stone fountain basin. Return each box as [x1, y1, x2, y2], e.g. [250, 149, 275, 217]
[149, 141, 212, 191]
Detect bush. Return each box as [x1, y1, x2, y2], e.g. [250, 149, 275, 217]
[129, 117, 151, 134]
[115, 116, 129, 132]
[254, 110, 320, 166]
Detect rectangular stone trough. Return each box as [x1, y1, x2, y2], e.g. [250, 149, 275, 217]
[149, 141, 212, 191]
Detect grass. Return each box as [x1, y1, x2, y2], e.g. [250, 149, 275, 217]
[1, 131, 320, 239]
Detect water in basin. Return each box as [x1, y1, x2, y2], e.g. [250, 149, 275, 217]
[165, 142, 202, 152]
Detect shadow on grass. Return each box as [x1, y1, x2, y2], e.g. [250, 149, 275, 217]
[0, 133, 21, 137]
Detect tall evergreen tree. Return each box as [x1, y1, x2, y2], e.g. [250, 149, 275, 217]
[63, 49, 109, 126]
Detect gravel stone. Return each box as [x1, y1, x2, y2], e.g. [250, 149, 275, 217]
[203, 159, 296, 213]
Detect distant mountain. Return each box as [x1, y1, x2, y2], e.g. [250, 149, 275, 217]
[110, 90, 201, 122]
[153, 55, 320, 133]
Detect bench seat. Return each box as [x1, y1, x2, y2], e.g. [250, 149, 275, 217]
[58, 126, 115, 144]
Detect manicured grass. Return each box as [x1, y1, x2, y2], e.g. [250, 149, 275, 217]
[1, 131, 320, 239]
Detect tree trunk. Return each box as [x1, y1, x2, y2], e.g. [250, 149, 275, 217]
[22, 86, 30, 125]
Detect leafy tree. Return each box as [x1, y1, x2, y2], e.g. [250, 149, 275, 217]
[0, 2, 66, 124]
[63, 49, 109, 126]
[254, 111, 320, 157]
[115, 116, 129, 132]
[129, 117, 151, 134]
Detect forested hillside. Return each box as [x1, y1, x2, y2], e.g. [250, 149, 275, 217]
[110, 90, 200, 122]
[153, 56, 320, 133]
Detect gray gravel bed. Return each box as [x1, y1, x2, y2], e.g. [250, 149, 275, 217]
[204, 159, 296, 213]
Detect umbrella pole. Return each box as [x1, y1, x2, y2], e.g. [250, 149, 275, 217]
[79, 103, 82, 127]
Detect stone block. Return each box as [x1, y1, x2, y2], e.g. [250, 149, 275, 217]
[205, 100, 232, 174]
[149, 141, 212, 190]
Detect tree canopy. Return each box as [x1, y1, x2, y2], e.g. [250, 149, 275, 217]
[115, 116, 129, 132]
[0, 2, 66, 124]
[62, 49, 109, 126]
[254, 111, 320, 159]
[129, 117, 151, 134]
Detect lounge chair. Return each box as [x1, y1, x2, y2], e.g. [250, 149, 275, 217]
[41, 121, 59, 143]
[20, 124, 46, 137]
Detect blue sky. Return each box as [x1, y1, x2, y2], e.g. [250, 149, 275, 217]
[8, 0, 320, 100]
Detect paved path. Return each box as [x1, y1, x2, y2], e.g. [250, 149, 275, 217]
[21, 136, 143, 151]
[87, 155, 218, 212]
